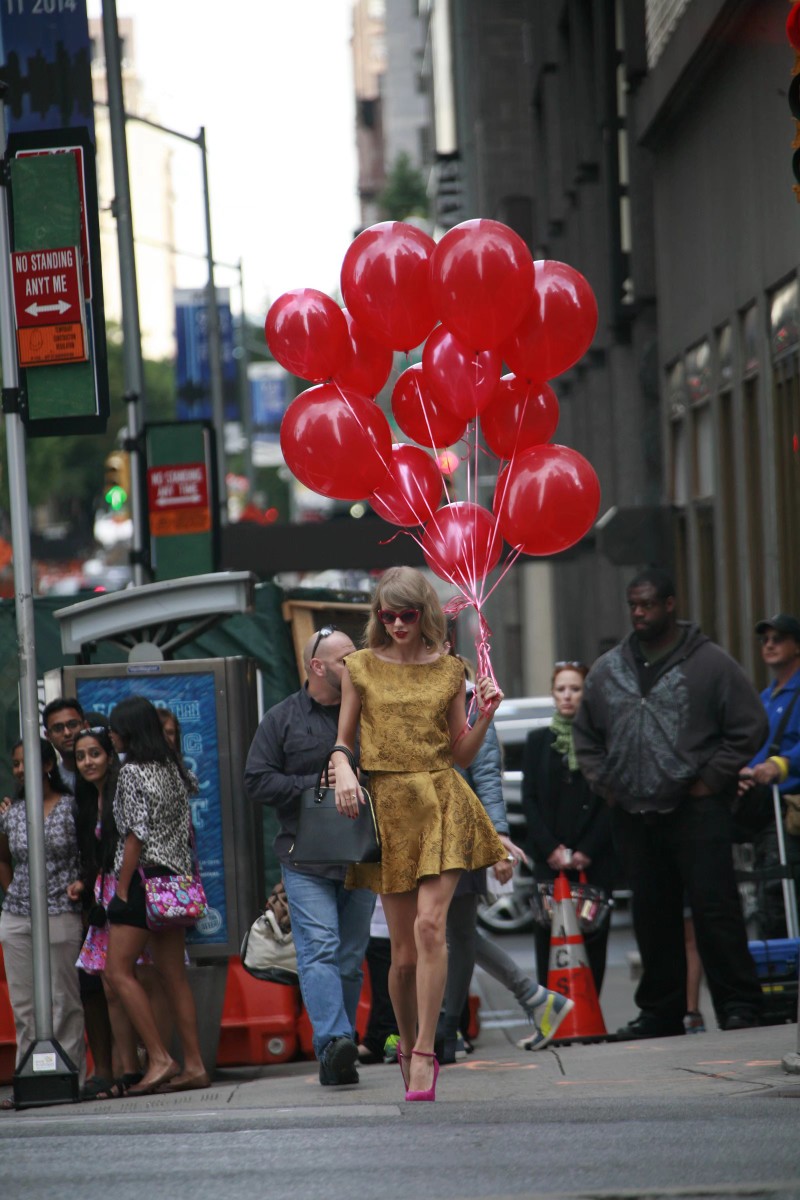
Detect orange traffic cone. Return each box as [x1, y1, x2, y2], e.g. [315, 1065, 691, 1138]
[546, 871, 609, 1043]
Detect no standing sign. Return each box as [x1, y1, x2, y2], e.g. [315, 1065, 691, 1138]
[11, 244, 87, 366]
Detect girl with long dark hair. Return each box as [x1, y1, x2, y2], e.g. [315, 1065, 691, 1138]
[104, 696, 207, 1095]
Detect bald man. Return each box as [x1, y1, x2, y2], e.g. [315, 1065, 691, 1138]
[245, 626, 375, 1086]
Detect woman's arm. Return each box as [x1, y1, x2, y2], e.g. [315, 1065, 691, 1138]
[0, 832, 12, 892]
[448, 677, 503, 768]
[332, 668, 363, 818]
[115, 832, 143, 902]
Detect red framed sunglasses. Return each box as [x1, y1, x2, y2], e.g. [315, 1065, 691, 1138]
[378, 607, 420, 625]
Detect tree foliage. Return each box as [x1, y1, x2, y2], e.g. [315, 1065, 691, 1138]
[0, 324, 176, 542]
[379, 152, 429, 222]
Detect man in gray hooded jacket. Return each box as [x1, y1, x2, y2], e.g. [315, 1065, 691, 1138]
[574, 568, 767, 1039]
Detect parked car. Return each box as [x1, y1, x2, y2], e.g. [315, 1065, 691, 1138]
[476, 696, 554, 935]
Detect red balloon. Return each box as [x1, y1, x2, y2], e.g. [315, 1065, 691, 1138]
[421, 502, 503, 588]
[369, 443, 444, 526]
[429, 219, 535, 352]
[341, 222, 437, 352]
[500, 261, 598, 383]
[480, 374, 559, 460]
[332, 309, 394, 398]
[493, 444, 600, 556]
[280, 383, 391, 500]
[422, 325, 501, 421]
[265, 289, 348, 382]
[391, 364, 467, 448]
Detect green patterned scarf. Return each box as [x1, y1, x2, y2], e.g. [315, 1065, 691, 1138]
[550, 711, 578, 772]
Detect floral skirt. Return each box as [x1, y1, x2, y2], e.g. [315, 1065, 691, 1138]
[346, 767, 505, 895]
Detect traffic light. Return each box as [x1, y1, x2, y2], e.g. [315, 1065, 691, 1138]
[787, 1, 800, 198]
[104, 450, 130, 512]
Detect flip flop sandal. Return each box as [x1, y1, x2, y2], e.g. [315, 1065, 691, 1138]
[81, 1076, 115, 1101]
[94, 1078, 128, 1101]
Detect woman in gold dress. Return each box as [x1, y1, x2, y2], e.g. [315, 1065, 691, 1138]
[332, 566, 510, 1101]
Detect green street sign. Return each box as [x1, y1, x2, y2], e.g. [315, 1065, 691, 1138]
[145, 421, 220, 582]
[6, 126, 108, 436]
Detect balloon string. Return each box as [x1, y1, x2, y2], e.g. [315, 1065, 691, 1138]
[413, 372, 455, 509]
[331, 379, 391, 472]
[480, 379, 531, 601]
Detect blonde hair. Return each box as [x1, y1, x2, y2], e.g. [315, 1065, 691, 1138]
[365, 566, 447, 651]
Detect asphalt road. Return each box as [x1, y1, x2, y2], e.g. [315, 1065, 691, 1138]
[2, 911, 798, 1200]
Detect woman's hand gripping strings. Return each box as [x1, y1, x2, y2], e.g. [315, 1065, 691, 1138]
[449, 676, 504, 769]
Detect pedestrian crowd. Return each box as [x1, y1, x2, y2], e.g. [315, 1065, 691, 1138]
[1, 563, 796, 1106]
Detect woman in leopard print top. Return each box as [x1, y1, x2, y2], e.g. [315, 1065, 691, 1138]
[105, 695, 208, 1096]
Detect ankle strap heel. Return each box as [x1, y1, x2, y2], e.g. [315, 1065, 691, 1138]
[405, 1050, 439, 1103]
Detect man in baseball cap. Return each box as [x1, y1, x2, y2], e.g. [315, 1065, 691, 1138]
[754, 613, 800, 641]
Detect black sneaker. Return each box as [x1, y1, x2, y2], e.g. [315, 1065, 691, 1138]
[616, 1013, 686, 1040]
[319, 1036, 359, 1086]
[720, 1010, 761, 1031]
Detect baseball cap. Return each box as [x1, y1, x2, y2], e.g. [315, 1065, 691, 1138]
[754, 613, 800, 639]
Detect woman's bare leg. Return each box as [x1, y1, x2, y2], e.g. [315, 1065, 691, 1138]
[408, 870, 461, 1092]
[100, 972, 141, 1077]
[381, 890, 420, 1080]
[149, 929, 206, 1080]
[105, 924, 179, 1090]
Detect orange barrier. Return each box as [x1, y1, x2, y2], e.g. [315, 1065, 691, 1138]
[546, 872, 609, 1043]
[0, 981, 15, 1085]
[217, 957, 301, 1066]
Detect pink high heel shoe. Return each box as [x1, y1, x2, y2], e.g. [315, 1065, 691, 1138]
[405, 1049, 439, 1102]
[397, 1045, 409, 1090]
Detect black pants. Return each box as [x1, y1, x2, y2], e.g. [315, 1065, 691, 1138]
[613, 796, 763, 1027]
[361, 936, 397, 1058]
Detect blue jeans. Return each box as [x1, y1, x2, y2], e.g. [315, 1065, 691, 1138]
[281, 866, 375, 1059]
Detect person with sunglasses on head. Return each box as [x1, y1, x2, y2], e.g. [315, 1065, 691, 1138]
[244, 623, 376, 1088]
[573, 567, 767, 1039]
[738, 614, 800, 937]
[0, 738, 86, 1105]
[332, 566, 508, 1102]
[43, 697, 88, 793]
[520, 661, 615, 1039]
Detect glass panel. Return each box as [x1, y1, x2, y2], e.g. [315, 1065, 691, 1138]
[770, 279, 800, 357]
[685, 340, 712, 404]
[717, 323, 733, 388]
[696, 504, 717, 644]
[743, 377, 765, 632]
[773, 352, 800, 615]
[668, 360, 687, 419]
[741, 305, 759, 377]
[671, 418, 688, 505]
[692, 405, 714, 499]
[718, 391, 741, 660]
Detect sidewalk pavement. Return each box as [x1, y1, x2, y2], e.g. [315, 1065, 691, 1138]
[1, 955, 798, 1122]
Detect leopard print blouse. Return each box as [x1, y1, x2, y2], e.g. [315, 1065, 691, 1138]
[112, 760, 198, 877]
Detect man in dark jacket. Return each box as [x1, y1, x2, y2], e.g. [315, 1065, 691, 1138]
[574, 568, 768, 1038]
[244, 627, 375, 1085]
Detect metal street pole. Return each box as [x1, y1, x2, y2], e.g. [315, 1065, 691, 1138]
[236, 258, 255, 492]
[96, 103, 229, 529]
[0, 86, 77, 1105]
[198, 127, 228, 527]
[102, 0, 147, 585]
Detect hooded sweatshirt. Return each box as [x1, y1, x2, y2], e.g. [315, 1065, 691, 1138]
[573, 622, 769, 813]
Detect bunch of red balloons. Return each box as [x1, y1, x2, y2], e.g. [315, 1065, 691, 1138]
[266, 218, 601, 600]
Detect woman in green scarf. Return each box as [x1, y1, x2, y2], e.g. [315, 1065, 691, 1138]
[520, 663, 616, 1000]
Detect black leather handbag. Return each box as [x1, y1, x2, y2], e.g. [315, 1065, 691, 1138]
[289, 745, 381, 866]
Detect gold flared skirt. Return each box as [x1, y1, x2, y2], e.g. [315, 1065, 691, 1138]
[346, 767, 506, 894]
